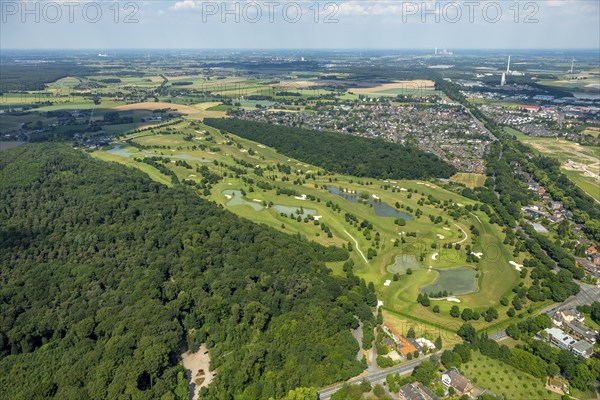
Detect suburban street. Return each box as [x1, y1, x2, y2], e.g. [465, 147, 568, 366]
[317, 354, 436, 400]
[318, 282, 600, 399]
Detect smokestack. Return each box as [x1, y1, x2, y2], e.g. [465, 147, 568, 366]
[506, 56, 511, 74]
[570, 58, 574, 74]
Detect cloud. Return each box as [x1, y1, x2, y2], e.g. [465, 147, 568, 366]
[337, 1, 407, 17]
[171, 0, 203, 11]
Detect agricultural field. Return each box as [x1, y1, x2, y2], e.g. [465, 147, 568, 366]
[507, 127, 600, 202]
[537, 74, 600, 92]
[92, 119, 524, 333]
[449, 173, 487, 189]
[348, 80, 439, 97]
[0, 68, 355, 137]
[461, 352, 561, 400]
[382, 309, 462, 350]
[582, 128, 600, 138]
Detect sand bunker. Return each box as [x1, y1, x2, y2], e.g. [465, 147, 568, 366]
[431, 296, 461, 303]
[509, 261, 523, 271]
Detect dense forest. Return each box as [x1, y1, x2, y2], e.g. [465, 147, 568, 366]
[204, 118, 457, 180]
[0, 63, 96, 91]
[0, 144, 373, 399]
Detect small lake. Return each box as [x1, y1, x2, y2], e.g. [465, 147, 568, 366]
[271, 205, 317, 218]
[106, 144, 133, 157]
[386, 255, 424, 274]
[223, 190, 317, 217]
[421, 267, 478, 296]
[223, 190, 264, 211]
[326, 186, 413, 220]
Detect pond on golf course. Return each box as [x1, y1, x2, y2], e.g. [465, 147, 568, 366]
[421, 267, 478, 296]
[386, 255, 478, 296]
[386, 255, 425, 274]
[326, 186, 413, 220]
[223, 190, 264, 211]
[271, 205, 318, 218]
[222, 190, 317, 217]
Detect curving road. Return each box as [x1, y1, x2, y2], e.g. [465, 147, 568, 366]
[317, 354, 437, 400]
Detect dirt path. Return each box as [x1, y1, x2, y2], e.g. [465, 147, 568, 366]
[470, 212, 482, 225]
[453, 224, 469, 245]
[344, 229, 368, 264]
[351, 322, 364, 361]
[181, 344, 213, 400]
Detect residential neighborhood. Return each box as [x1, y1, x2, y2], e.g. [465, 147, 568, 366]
[229, 101, 493, 173]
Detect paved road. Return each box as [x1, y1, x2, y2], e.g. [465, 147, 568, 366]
[465, 108, 496, 141]
[317, 354, 436, 400]
[488, 330, 508, 341]
[318, 283, 599, 399]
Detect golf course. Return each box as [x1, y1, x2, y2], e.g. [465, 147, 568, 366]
[91, 117, 528, 338]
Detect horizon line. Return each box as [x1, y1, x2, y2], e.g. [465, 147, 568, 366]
[2, 47, 599, 51]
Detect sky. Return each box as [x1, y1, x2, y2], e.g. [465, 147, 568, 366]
[1, 0, 599, 49]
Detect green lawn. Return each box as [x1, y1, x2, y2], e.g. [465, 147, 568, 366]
[91, 150, 173, 187]
[562, 170, 600, 203]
